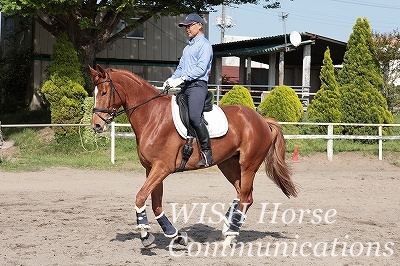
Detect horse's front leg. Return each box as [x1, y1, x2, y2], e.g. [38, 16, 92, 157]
[134, 167, 165, 247]
[135, 202, 154, 247]
[134, 165, 188, 247]
[152, 181, 188, 246]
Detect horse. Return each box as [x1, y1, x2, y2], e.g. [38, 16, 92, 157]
[90, 64, 298, 248]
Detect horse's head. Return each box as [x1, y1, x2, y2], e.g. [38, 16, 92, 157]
[90, 64, 123, 133]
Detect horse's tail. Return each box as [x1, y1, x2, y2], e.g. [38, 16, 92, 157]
[264, 118, 298, 198]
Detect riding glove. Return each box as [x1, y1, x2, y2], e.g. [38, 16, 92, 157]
[167, 77, 185, 88]
[163, 77, 174, 89]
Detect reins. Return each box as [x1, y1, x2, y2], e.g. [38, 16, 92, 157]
[92, 70, 170, 124]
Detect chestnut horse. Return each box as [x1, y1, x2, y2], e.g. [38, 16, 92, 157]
[90, 65, 298, 248]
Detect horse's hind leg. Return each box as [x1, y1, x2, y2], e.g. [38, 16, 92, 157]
[217, 156, 246, 238]
[218, 155, 260, 247]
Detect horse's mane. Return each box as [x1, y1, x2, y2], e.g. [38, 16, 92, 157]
[108, 68, 157, 92]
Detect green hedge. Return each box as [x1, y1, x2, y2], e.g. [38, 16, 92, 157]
[258, 85, 303, 122]
[218, 85, 255, 110]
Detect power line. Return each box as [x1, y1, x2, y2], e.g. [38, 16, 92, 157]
[331, 0, 400, 10]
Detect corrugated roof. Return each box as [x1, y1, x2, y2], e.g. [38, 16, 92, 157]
[212, 32, 347, 66]
[213, 40, 314, 57]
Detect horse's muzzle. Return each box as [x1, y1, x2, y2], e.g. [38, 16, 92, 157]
[91, 120, 109, 133]
[92, 123, 104, 133]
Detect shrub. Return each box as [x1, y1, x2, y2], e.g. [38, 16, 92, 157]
[41, 33, 88, 137]
[218, 85, 255, 110]
[258, 85, 303, 122]
[0, 48, 32, 113]
[0, 16, 33, 113]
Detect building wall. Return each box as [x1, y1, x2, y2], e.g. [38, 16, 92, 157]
[31, 14, 210, 90]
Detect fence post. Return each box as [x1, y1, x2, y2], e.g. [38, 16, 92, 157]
[111, 121, 115, 164]
[378, 125, 383, 161]
[216, 85, 221, 105]
[0, 121, 4, 147]
[327, 124, 333, 161]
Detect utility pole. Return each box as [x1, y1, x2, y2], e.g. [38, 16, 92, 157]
[221, 5, 226, 43]
[281, 12, 289, 51]
[215, 2, 234, 43]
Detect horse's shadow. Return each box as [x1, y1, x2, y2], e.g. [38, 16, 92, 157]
[111, 223, 291, 255]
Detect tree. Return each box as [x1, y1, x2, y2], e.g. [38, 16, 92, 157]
[373, 29, 400, 112]
[0, 0, 291, 89]
[338, 18, 383, 90]
[307, 47, 341, 133]
[338, 18, 393, 136]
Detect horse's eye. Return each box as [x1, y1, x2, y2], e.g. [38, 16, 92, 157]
[101, 90, 107, 96]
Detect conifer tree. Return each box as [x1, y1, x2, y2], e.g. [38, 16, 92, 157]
[338, 18, 393, 135]
[41, 33, 88, 136]
[307, 47, 341, 133]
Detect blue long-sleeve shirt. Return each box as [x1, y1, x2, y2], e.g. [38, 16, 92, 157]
[171, 33, 213, 82]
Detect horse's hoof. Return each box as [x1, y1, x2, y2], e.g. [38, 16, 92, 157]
[174, 232, 188, 246]
[140, 232, 155, 247]
[223, 235, 236, 248]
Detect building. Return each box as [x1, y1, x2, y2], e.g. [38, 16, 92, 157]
[1, 12, 347, 109]
[0, 13, 208, 104]
[211, 32, 347, 106]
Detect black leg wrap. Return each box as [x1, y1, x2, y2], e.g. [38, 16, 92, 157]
[175, 137, 194, 172]
[156, 213, 178, 238]
[136, 209, 149, 227]
[226, 209, 246, 236]
[225, 199, 240, 222]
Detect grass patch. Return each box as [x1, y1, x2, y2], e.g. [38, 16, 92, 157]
[0, 127, 143, 172]
[1, 113, 399, 171]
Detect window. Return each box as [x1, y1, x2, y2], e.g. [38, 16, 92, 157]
[113, 18, 144, 39]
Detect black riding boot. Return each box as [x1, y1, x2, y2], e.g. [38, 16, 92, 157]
[192, 120, 214, 167]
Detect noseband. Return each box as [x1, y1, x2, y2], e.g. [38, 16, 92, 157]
[92, 70, 170, 124]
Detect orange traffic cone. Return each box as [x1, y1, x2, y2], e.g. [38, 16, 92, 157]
[292, 146, 299, 163]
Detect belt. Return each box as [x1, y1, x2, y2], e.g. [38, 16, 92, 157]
[186, 79, 206, 84]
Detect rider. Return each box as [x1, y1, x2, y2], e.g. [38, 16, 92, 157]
[164, 13, 214, 167]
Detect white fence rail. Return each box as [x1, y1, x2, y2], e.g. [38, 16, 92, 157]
[279, 122, 400, 161]
[109, 122, 400, 163]
[1, 122, 399, 164]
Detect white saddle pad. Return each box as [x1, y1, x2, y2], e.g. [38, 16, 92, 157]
[171, 95, 228, 139]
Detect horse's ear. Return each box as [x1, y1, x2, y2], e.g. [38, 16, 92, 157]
[96, 64, 107, 78]
[89, 65, 98, 77]
[89, 64, 107, 80]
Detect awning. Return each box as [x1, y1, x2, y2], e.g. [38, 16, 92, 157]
[213, 40, 315, 57]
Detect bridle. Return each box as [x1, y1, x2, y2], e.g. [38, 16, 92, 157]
[92, 70, 170, 124]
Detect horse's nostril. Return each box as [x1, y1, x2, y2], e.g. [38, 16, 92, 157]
[93, 124, 103, 133]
